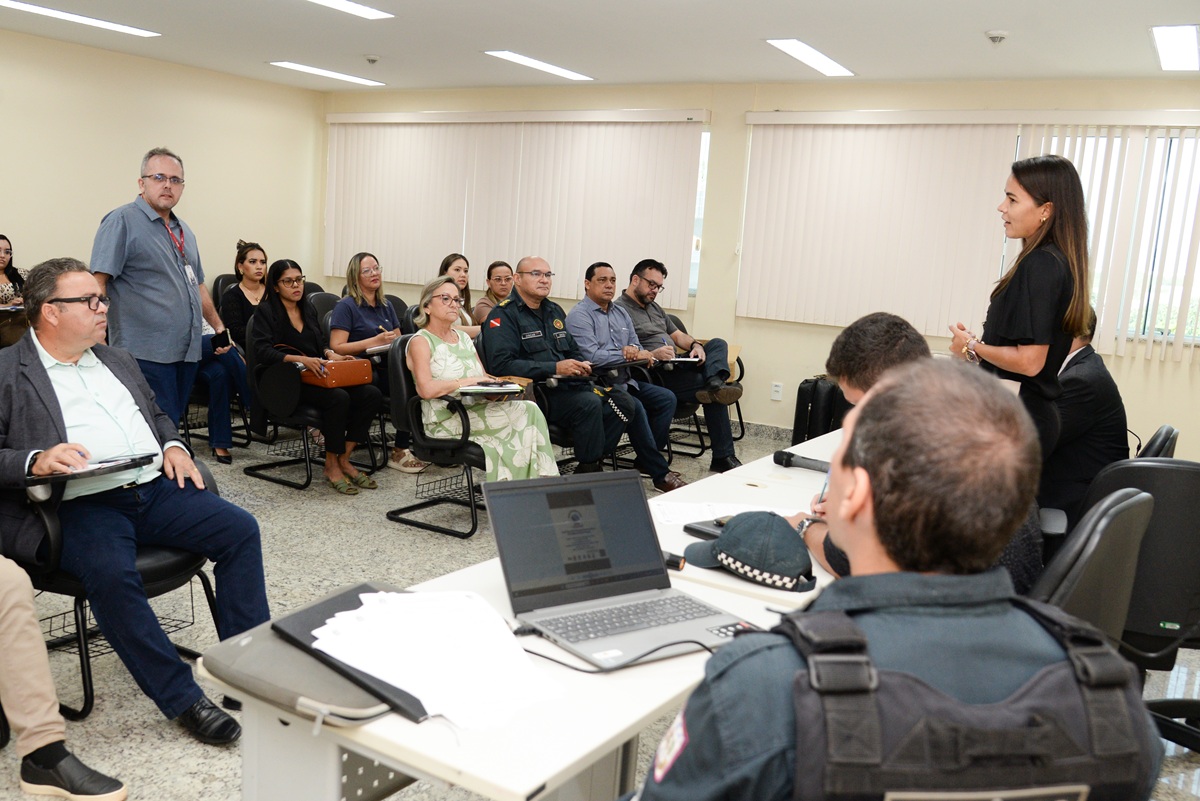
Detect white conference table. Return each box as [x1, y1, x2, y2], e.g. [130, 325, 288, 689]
[653, 429, 843, 605]
[201, 563, 783, 801]
[199, 430, 845, 801]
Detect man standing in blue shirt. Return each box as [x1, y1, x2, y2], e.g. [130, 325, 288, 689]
[567, 262, 680, 487]
[91, 147, 229, 427]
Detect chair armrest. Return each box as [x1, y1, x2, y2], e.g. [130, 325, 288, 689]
[407, 395, 471, 451]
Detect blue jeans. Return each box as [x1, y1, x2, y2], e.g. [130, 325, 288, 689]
[137, 359, 200, 427]
[197, 335, 253, 449]
[56, 475, 270, 719]
[629, 381, 676, 451]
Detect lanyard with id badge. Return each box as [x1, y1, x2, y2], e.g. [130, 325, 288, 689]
[166, 222, 199, 288]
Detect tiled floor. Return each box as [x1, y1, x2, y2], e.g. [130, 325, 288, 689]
[2, 422, 1198, 801]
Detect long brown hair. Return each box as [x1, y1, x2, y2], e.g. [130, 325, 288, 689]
[992, 155, 1090, 337]
[438, 253, 471, 309]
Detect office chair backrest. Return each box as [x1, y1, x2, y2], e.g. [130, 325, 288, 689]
[303, 281, 324, 299]
[385, 294, 408, 321]
[307, 291, 340, 324]
[400, 304, 419, 335]
[211, 273, 238, 316]
[1028, 488, 1153, 642]
[321, 310, 333, 344]
[668, 313, 688, 335]
[1138, 424, 1178, 458]
[1081, 458, 1200, 665]
[387, 335, 417, 438]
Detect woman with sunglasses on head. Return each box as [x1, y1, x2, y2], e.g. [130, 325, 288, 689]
[219, 240, 268, 351]
[251, 259, 383, 495]
[0, 234, 30, 347]
[472, 260, 514, 324]
[328, 252, 426, 473]
[407, 276, 558, 482]
[437, 253, 480, 337]
[949, 154, 1090, 458]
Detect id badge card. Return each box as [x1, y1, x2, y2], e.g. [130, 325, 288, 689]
[183, 263, 199, 286]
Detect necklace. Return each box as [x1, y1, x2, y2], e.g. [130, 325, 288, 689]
[241, 282, 265, 304]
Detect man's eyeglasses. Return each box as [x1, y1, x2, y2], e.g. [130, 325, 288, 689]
[517, 270, 554, 280]
[277, 276, 306, 287]
[141, 174, 186, 186]
[432, 294, 465, 307]
[360, 266, 382, 275]
[48, 295, 110, 311]
[636, 275, 664, 291]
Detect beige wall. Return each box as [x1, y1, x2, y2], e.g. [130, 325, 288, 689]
[0, 29, 325, 286]
[328, 79, 1200, 459]
[7, 28, 1196, 458]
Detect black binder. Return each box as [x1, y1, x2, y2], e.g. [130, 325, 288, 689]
[270, 582, 428, 723]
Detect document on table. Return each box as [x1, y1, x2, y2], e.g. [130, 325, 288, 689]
[311, 590, 559, 730]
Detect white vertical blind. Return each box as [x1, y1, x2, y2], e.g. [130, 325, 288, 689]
[737, 123, 1018, 335]
[326, 120, 703, 309]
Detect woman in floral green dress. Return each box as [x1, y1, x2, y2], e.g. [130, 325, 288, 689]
[406, 276, 559, 482]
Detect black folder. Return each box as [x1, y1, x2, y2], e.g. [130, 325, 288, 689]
[270, 582, 428, 723]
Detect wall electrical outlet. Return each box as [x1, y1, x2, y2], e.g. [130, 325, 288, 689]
[770, 382, 783, 401]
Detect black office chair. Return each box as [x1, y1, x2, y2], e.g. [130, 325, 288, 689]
[400, 304, 419, 335]
[307, 291, 341, 326]
[385, 294, 408, 321]
[1137, 424, 1178, 458]
[1028, 488, 1153, 641]
[384, 335, 487, 538]
[210, 273, 239, 317]
[1074, 458, 1200, 751]
[656, 313, 745, 458]
[241, 317, 326, 490]
[10, 462, 222, 720]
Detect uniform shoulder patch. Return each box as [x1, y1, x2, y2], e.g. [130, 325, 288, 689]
[489, 318, 502, 328]
[652, 707, 688, 783]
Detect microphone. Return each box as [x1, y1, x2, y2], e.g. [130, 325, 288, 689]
[773, 451, 830, 473]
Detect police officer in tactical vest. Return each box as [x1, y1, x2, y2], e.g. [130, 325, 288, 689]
[628, 359, 1162, 801]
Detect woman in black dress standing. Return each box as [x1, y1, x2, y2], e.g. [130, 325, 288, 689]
[950, 154, 1090, 459]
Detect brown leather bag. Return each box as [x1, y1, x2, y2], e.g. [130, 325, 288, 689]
[300, 358, 372, 388]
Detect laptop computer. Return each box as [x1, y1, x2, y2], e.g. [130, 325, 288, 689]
[484, 470, 754, 669]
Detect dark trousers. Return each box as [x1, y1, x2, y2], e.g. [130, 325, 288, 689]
[196, 335, 253, 449]
[56, 475, 270, 719]
[137, 359, 200, 428]
[297, 382, 383, 455]
[626, 382, 675, 481]
[543, 385, 633, 464]
[658, 338, 735, 459]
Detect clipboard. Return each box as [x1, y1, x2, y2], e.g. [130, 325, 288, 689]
[457, 383, 523, 396]
[271, 582, 429, 723]
[25, 453, 156, 486]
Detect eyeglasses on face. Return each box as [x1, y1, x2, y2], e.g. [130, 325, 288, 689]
[431, 294, 464, 307]
[636, 275, 664, 291]
[0, 249, 12, 257]
[48, 295, 110, 311]
[360, 266, 382, 275]
[141, 174, 185, 186]
[517, 270, 554, 280]
[489, 275, 513, 283]
[277, 276, 306, 287]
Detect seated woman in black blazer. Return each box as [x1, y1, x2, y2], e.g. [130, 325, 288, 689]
[251, 259, 383, 495]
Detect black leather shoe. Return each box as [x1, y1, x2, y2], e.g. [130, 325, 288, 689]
[710, 455, 743, 473]
[177, 696, 241, 745]
[211, 449, 233, 465]
[20, 753, 127, 800]
[574, 461, 604, 474]
[222, 695, 243, 711]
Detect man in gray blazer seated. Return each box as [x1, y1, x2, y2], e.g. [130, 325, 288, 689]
[0, 258, 270, 746]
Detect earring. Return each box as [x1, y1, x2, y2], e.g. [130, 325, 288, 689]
[1040, 217, 1048, 223]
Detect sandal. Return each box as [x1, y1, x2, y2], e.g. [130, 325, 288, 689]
[387, 449, 428, 473]
[349, 472, 378, 490]
[327, 477, 359, 495]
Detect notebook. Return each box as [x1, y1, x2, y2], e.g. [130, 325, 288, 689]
[484, 471, 753, 669]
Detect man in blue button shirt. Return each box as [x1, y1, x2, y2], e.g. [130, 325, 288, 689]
[0, 258, 269, 747]
[91, 147, 229, 427]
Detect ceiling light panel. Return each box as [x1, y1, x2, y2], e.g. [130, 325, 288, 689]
[485, 51, 593, 81]
[270, 61, 385, 86]
[0, 0, 159, 36]
[302, 0, 393, 20]
[1152, 25, 1200, 71]
[766, 39, 853, 77]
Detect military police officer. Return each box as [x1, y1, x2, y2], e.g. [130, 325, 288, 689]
[481, 257, 632, 473]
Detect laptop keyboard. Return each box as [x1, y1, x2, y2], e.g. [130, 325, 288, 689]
[539, 595, 719, 643]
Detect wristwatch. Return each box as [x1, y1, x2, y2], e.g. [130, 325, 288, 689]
[964, 338, 980, 364]
[794, 516, 825, 537]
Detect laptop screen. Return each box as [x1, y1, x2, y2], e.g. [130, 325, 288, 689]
[485, 471, 671, 615]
